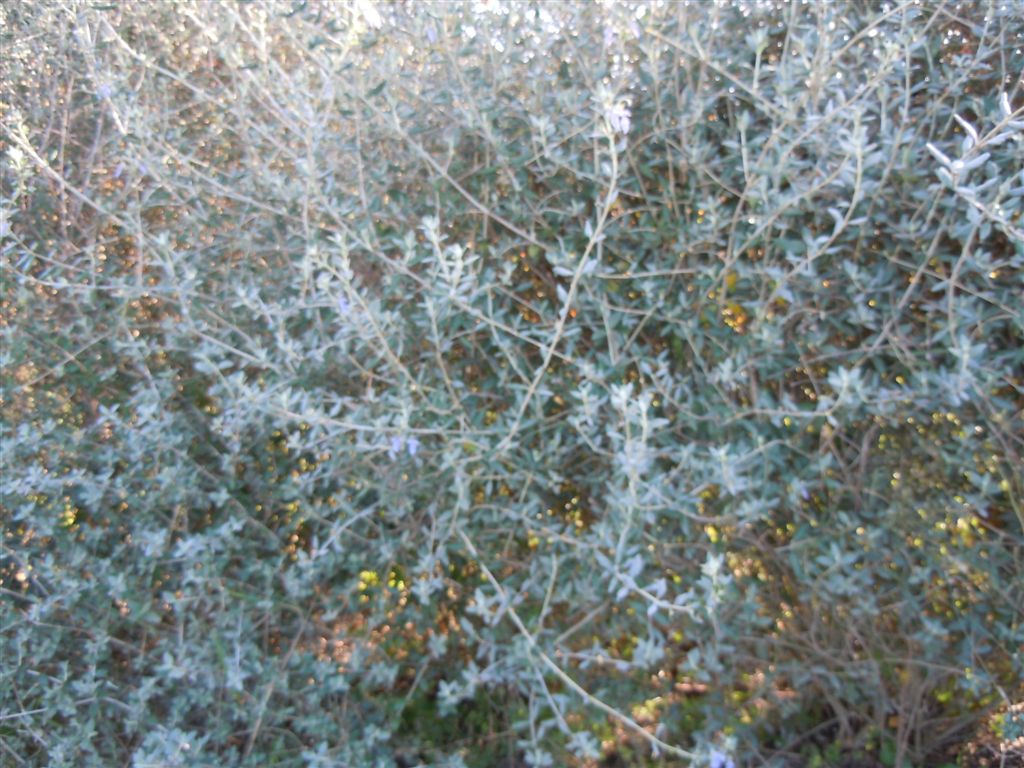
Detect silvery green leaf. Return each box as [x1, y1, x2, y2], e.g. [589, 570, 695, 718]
[524, 748, 554, 767]
[625, 552, 644, 579]
[953, 152, 990, 172]
[986, 131, 1016, 146]
[827, 207, 843, 235]
[567, 731, 601, 760]
[926, 142, 951, 165]
[954, 114, 978, 145]
[646, 577, 667, 599]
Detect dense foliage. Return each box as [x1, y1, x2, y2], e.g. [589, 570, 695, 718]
[2, 1, 1023, 766]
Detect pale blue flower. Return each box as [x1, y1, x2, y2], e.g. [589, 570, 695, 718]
[710, 749, 735, 768]
[388, 435, 403, 460]
[407, 437, 420, 457]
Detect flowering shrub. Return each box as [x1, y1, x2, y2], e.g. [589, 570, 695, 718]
[2, 1, 1022, 766]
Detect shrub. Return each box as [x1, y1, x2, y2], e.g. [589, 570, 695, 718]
[3, 1, 1022, 766]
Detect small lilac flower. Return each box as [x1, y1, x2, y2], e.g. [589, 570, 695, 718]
[426, 25, 437, 44]
[407, 437, 420, 457]
[388, 435, 403, 460]
[709, 749, 735, 768]
[113, 163, 125, 180]
[337, 295, 351, 316]
[608, 102, 631, 136]
[96, 83, 112, 100]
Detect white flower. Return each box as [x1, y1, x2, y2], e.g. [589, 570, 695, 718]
[608, 101, 631, 136]
[356, 0, 383, 29]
